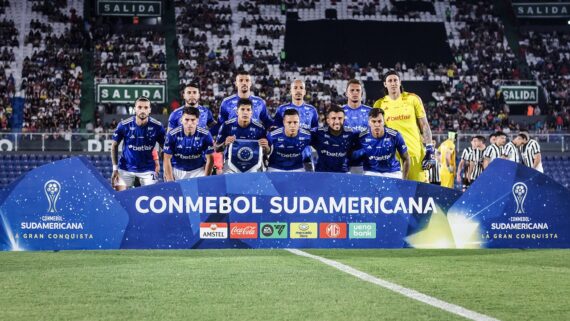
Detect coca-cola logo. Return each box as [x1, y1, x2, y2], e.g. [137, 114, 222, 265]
[231, 226, 256, 235]
[230, 223, 258, 239]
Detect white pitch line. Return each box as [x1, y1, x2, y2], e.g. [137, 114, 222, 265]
[286, 249, 500, 321]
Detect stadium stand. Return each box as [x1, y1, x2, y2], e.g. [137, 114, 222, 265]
[19, 0, 84, 135]
[519, 30, 570, 131]
[1, 0, 570, 191]
[92, 22, 167, 81]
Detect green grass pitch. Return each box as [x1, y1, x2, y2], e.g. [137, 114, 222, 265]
[0, 249, 569, 321]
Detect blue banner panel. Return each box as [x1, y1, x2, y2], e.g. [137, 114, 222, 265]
[0, 158, 568, 251]
[0, 158, 129, 251]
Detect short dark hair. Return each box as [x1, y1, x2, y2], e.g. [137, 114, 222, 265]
[236, 69, 250, 77]
[519, 131, 530, 141]
[369, 108, 385, 118]
[517, 133, 529, 141]
[237, 98, 252, 108]
[283, 108, 299, 117]
[183, 81, 200, 92]
[183, 107, 200, 118]
[475, 135, 486, 143]
[488, 133, 497, 140]
[495, 131, 507, 138]
[325, 105, 345, 117]
[346, 79, 362, 88]
[135, 96, 150, 104]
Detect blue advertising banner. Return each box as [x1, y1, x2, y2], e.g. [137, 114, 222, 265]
[0, 157, 568, 251]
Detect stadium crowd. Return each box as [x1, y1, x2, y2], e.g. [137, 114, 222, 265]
[0, 18, 18, 48]
[20, 4, 83, 134]
[93, 21, 167, 81]
[0, 0, 567, 137]
[520, 30, 570, 131]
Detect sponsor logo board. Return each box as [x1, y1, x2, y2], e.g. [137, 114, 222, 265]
[349, 223, 376, 239]
[230, 223, 258, 239]
[319, 223, 347, 239]
[260, 222, 288, 239]
[290, 223, 317, 239]
[200, 222, 228, 239]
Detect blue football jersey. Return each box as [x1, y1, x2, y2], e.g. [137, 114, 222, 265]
[267, 128, 312, 170]
[216, 118, 267, 159]
[112, 116, 166, 172]
[343, 104, 371, 167]
[272, 102, 319, 132]
[342, 104, 371, 133]
[168, 105, 215, 130]
[163, 126, 214, 171]
[311, 127, 358, 173]
[355, 127, 408, 173]
[218, 94, 272, 129]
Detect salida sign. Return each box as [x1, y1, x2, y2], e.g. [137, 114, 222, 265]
[500, 86, 539, 105]
[97, 0, 162, 17]
[97, 84, 165, 104]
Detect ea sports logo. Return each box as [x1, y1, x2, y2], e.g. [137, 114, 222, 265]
[262, 224, 274, 237]
[237, 146, 254, 162]
[326, 223, 341, 238]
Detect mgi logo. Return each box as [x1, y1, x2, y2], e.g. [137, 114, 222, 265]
[44, 180, 62, 213]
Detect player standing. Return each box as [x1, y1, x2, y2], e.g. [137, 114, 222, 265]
[167, 82, 216, 132]
[354, 108, 410, 179]
[266, 109, 312, 172]
[483, 131, 506, 169]
[373, 70, 434, 182]
[342, 79, 372, 173]
[520, 132, 544, 173]
[438, 131, 456, 188]
[111, 96, 166, 190]
[467, 135, 486, 183]
[163, 108, 214, 181]
[272, 79, 319, 171]
[218, 70, 272, 129]
[312, 105, 359, 173]
[457, 136, 476, 190]
[215, 98, 269, 173]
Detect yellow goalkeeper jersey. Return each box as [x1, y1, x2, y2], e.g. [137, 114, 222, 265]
[438, 139, 456, 172]
[372, 92, 426, 158]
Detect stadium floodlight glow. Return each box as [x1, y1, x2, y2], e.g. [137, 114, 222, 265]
[405, 207, 483, 249]
[1, 211, 24, 251]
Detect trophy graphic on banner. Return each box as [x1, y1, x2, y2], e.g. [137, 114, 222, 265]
[44, 180, 61, 213]
[512, 182, 528, 214]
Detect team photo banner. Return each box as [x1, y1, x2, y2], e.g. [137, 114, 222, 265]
[0, 158, 568, 251]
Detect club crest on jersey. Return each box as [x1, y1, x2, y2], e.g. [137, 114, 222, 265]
[237, 147, 254, 162]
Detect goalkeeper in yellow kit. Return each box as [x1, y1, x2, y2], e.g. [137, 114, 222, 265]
[438, 131, 457, 188]
[373, 70, 435, 182]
